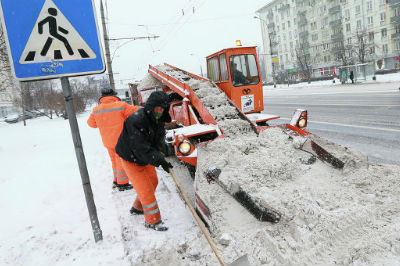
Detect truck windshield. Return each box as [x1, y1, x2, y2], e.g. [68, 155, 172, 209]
[229, 54, 260, 86]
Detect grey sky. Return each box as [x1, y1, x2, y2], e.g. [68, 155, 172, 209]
[94, 0, 269, 89]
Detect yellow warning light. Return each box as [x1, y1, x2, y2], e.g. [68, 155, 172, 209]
[235, 40, 242, 46]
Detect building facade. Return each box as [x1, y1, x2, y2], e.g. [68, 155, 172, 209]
[257, 0, 400, 82]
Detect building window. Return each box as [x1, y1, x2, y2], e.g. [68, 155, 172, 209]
[380, 12, 386, 22]
[355, 5, 361, 14]
[288, 21, 291, 28]
[369, 32, 374, 41]
[312, 34, 318, 41]
[368, 16, 373, 25]
[382, 44, 388, 53]
[346, 23, 351, 32]
[357, 20, 362, 29]
[381, 28, 387, 38]
[347, 37, 352, 44]
[367, 1, 372, 10]
[395, 7, 400, 17]
[345, 9, 350, 20]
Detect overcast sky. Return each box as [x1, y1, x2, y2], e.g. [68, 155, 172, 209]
[93, 0, 269, 89]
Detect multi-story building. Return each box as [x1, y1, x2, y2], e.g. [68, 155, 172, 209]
[256, 0, 400, 82]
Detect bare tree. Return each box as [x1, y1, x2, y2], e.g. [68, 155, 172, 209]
[295, 42, 312, 83]
[351, 30, 376, 64]
[334, 40, 354, 67]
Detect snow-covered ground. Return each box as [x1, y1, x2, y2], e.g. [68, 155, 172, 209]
[0, 114, 207, 266]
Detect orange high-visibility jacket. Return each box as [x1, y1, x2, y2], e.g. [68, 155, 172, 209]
[87, 96, 139, 148]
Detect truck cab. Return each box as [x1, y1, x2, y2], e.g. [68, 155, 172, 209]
[206, 46, 263, 114]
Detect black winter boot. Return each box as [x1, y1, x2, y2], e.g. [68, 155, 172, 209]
[130, 206, 144, 215]
[116, 183, 133, 191]
[145, 221, 168, 231]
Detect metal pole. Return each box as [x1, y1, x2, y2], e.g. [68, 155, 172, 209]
[269, 35, 277, 88]
[100, 0, 115, 90]
[60, 77, 103, 242]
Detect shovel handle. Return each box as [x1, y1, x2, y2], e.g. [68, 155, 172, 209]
[168, 168, 226, 266]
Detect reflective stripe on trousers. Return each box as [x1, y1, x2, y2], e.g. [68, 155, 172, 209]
[107, 148, 129, 185]
[121, 159, 161, 224]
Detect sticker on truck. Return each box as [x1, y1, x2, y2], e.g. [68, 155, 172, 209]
[241, 94, 254, 112]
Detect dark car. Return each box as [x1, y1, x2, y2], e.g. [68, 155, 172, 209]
[4, 111, 35, 124]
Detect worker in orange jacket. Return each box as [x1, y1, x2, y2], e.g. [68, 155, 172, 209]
[87, 88, 139, 191]
[116, 91, 172, 231]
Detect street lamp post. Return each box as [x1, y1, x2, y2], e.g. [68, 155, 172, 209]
[254, 15, 277, 88]
[190, 53, 204, 77]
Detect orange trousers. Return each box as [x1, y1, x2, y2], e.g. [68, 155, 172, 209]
[106, 148, 129, 185]
[120, 159, 161, 225]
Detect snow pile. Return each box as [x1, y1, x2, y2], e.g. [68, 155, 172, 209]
[137, 73, 163, 91]
[196, 127, 400, 265]
[137, 73, 163, 103]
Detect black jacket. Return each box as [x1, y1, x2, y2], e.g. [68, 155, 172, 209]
[116, 91, 171, 166]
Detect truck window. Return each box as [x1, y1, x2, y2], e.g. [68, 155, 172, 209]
[207, 56, 220, 82]
[229, 54, 260, 86]
[219, 53, 229, 81]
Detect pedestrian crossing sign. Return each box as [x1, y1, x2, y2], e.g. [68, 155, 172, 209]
[0, 0, 105, 80]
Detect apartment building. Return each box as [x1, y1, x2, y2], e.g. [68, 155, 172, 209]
[256, 0, 400, 82]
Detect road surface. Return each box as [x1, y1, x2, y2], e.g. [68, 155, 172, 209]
[263, 81, 400, 166]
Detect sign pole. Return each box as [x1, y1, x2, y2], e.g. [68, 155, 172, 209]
[60, 76, 103, 242]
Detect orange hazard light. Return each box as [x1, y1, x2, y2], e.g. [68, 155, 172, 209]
[235, 40, 242, 46]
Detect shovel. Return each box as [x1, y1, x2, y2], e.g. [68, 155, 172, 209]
[168, 168, 252, 266]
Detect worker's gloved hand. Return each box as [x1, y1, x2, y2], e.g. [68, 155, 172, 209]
[160, 160, 173, 173]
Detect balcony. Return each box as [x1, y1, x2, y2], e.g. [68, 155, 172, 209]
[298, 10, 306, 17]
[329, 5, 341, 14]
[392, 32, 400, 39]
[278, 4, 290, 12]
[299, 30, 309, 38]
[391, 15, 400, 23]
[298, 17, 308, 26]
[331, 32, 344, 40]
[331, 45, 344, 52]
[389, 0, 400, 6]
[330, 18, 342, 27]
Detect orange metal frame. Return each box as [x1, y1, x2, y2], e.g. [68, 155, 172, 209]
[148, 64, 217, 126]
[206, 46, 264, 114]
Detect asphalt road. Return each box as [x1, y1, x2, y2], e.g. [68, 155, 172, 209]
[262, 82, 400, 166]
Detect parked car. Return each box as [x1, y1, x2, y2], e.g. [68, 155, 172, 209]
[4, 111, 35, 124]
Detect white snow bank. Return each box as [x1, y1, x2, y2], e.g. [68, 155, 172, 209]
[0, 116, 129, 266]
[196, 127, 400, 266]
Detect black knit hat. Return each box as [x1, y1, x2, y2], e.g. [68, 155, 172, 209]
[101, 88, 118, 96]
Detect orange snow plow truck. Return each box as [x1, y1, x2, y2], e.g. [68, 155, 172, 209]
[130, 46, 346, 227]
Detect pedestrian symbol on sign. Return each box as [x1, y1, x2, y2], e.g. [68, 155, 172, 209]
[19, 0, 96, 64]
[39, 8, 74, 57]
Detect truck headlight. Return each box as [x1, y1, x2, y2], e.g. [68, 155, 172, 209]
[178, 141, 191, 155]
[298, 118, 307, 128]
